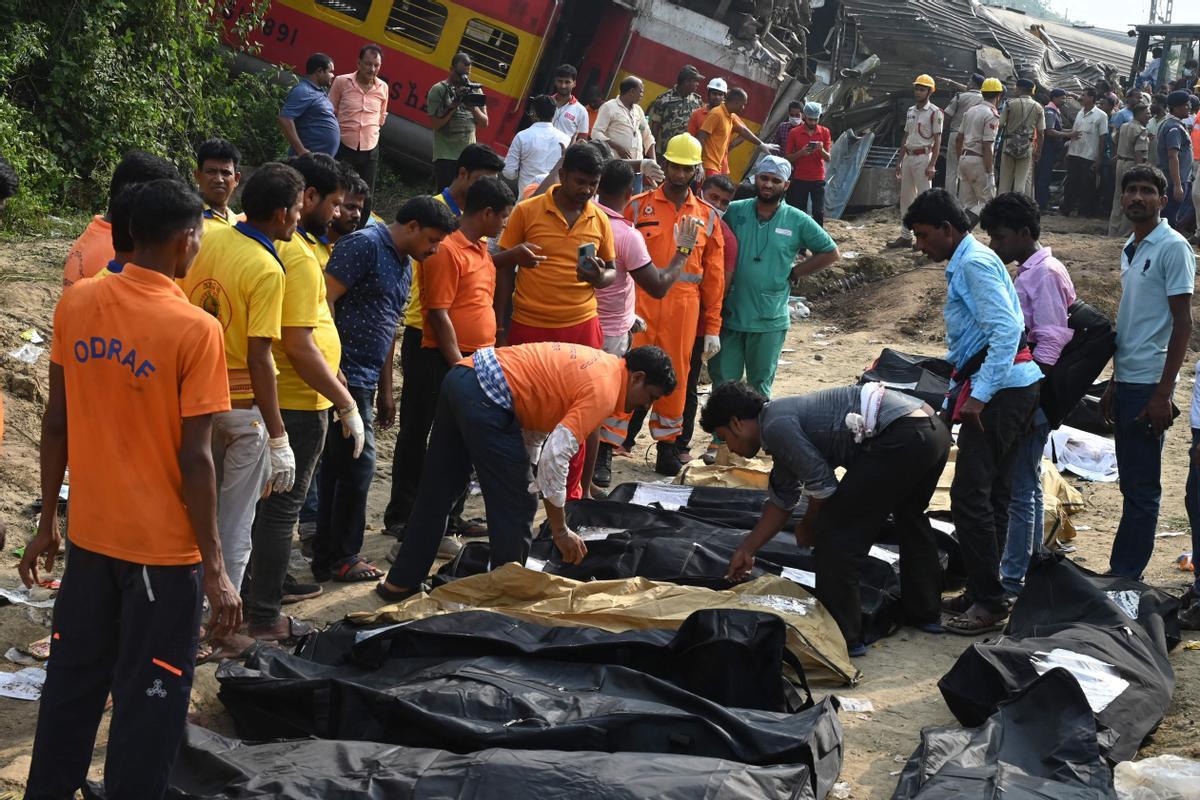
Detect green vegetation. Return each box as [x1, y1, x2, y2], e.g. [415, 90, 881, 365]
[0, 1, 292, 233]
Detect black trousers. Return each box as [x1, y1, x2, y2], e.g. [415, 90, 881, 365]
[678, 335, 705, 448]
[337, 143, 380, 228]
[950, 382, 1040, 613]
[813, 415, 952, 646]
[1061, 155, 1097, 217]
[785, 179, 826, 226]
[26, 545, 203, 799]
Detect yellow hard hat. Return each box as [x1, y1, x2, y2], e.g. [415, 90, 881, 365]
[914, 74, 936, 91]
[981, 77, 1004, 93]
[663, 133, 703, 166]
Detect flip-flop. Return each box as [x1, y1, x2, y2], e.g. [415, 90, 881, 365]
[333, 558, 384, 582]
[944, 604, 1008, 636]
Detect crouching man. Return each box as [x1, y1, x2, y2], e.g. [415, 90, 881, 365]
[708, 381, 951, 656]
[377, 343, 677, 600]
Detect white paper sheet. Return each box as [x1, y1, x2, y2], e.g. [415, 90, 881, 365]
[780, 567, 817, 588]
[629, 483, 694, 511]
[1030, 648, 1129, 713]
[868, 545, 900, 565]
[0, 667, 46, 701]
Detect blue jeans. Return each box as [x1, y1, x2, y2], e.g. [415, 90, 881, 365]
[1186, 428, 1200, 593]
[1109, 382, 1166, 578]
[312, 385, 377, 574]
[1000, 409, 1051, 596]
[385, 366, 538, 588]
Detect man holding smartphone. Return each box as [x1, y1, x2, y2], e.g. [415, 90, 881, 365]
[784, 101, 832, 226]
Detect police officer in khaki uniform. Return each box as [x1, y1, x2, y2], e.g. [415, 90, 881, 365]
[957, 78, 1003, 222]
[943, 74, 985, 197]
[997, 78, 1045, 196]
[1107, 102, 1151, 237]
[888, 75, 943, 248]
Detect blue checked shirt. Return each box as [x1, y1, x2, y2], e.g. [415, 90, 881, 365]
[472, 348, 513, 410]
[943, 234, 1042, 402]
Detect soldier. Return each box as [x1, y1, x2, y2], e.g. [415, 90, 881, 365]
[957, 78, 1003, 224]
[997, 78, 1045, 196]
[648, 65, 705, 148]
[887, 75, 944, 248]
[943, 74, 985, 197]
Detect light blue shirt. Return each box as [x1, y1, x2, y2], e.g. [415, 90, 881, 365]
[1115, 219, 1196, 384]
[943, 234, 1042, 402]
[1111, 107, 1133, 134]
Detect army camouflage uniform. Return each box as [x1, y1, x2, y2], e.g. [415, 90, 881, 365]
[648, 88, 703, 145]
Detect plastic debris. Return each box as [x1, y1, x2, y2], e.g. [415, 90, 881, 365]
[1155, 531, 1185, 538]
[1178, 553, 1193, 572]
[830, 781, 852, 799]
[4, 647, 38, 667]
[24, 637, 51, 661]
[20, 329, 44, 344]
[1183, 641, 1200, 651]
[0, 586, 56, 609]
[8, 343, 43, 364]
[837, 697, 875, 713]
[1114, 754, 1200, 799]
[788, 297, 810, 320]
[0, 667, 46, 701]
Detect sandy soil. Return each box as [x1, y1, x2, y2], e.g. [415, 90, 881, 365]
[0, 211, 1198, 797]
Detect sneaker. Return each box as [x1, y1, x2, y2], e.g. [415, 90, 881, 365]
[437, 535, 464, 560]
[594, 442, 613, 488]
[654, 442, 685, 477]
[281, 574, 322, 604]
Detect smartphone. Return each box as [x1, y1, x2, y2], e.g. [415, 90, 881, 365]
[577, 242, 596, 269]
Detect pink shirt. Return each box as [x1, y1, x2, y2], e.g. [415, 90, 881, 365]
[328, 73, 389, 151]
[1014, 246, 1076, 365]
[594, 202, 652, 338]
[697, 216, 738, 336]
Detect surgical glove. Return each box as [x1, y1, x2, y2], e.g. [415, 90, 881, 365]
[703, 334, 722, 359]
[674, 215, 701, 250]
[640, 159, 664, 184]
[267, 434, 296, 494]
[338, 402, 366, 459]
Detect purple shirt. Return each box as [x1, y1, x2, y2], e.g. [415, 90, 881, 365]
[594, 202, 652, 338]
[1014, 246, 1076, 365]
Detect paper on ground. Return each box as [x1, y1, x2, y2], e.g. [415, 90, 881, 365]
[0, 667, 46, 701]
[0, 587, 55, 608]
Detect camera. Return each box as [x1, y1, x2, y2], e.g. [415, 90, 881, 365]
[456, 81, 487, 108]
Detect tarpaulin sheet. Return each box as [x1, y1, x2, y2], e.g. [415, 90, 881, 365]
[938, 553, 1179, 762]
[297, 609, 812, 712]
[125, 724, 825, 799]
[216, 653, 843, 773]
[351, 562, 860, 685]
[892, 668, 1117, 799]
[857, 349, 953, 408]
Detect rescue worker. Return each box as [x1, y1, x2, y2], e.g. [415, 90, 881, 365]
[1108, 103, 1152, 238]
[614, 133, 725, 476]
[943, 74, 985, 198]
[957, 77, 1003, 224]
[997, 78, 1045, 196]
[888, 75, 944, 248]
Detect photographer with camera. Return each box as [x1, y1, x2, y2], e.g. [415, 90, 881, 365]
[428, 52, 489, 190]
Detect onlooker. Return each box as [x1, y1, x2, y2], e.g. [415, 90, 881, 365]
[1035, 88, 1071, 211]
[179, 164, 304, 639]
[783, 101, 832, 225]
[1147, 94, 1168, 140]
[62, 150, 180, 287]
[688, 78, 729, 172]
[1110, 88, 1143, 136]
[956, 78, 1001, 222]
[944, 74, 985, 198]
[311, 196, 459, 583]
[904, 188, 1041, 635]
[1108, 104, 1152, 238]
[888, 75, 943, 248]
[772, 101, 806, 150]
[592, 76, 656, 191]
[428, 53, 489, 190]
[1103, 165, 1195, 579]
[1061, 88, 1108, 217]
[549, 64, 590, 141]
[647, 64, 704, 147]
[979, 192, 1076, 598]
[194, 138, 242, 230]
[1137, 47, 1164, 90]
[328, 43, 389, 227]
[583, 84, 604, 132]
[504, 95, 570, 191]
[21, 179, 239, 799]
[1157, 90, 1194, 231]
[242, 154, 365, 644]
[278, 53, 340, 157]
[695, 87, 773, 177]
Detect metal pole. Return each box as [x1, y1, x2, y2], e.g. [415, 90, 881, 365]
[1148, 0, 1157, 23]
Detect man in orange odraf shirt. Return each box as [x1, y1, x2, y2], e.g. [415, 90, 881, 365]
[376, 343, 677, 602]
[21, 179, 241, 799]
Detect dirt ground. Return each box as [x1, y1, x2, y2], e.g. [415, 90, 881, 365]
[0, 209, 1198, 797]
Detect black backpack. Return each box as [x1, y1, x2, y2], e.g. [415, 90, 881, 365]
[1038, 299, 1116, 429]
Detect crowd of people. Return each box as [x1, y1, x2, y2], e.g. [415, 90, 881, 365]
[6, 40, 1200, 800]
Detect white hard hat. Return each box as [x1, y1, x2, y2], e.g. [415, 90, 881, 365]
[707, 77, 728, 92]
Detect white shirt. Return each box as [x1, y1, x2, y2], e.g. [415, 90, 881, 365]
[592, 98, 654, 160]
[552, 97, 589, 140]
[1068, 106, 1109, 162]
[503, 122, 570, 190]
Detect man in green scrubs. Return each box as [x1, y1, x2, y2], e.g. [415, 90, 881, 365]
[709, 155, 840, 397]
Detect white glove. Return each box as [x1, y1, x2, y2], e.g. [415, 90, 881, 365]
[703, 334, 722, 359]
[631, 315, 647, 334]
[338, 402, 365, 459]
[640, 159, 665, 184]
[267, 434, 296, 494]
[674, 215, 701, 250]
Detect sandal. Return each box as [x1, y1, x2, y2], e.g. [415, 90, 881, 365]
[333, 558, 384, 582]
[197, 633, 259, 665]
[944, 604, 1009, 636]
[941, 592, 972, 614]
[247, 614, 315, 644]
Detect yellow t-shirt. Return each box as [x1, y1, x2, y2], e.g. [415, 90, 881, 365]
[180, 224, 285, 399]
[273, 231, 341, 411]
[202, 206, 240, 233]
[402, 191, 462, 329]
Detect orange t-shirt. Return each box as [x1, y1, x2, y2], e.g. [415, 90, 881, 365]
[689, 107, 730, 173]
[50, 264, 231, 565]
[699, 105, 741, 174]
[498, 188, 616, 329]
[62, 216, 115, 288]
[487, 342, 627, 445]
[421, 230, 497, 353]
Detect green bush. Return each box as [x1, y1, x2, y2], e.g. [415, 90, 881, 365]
[0, 0, 290, 233]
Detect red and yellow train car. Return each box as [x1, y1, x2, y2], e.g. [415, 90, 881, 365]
[227, 0, 787, 176]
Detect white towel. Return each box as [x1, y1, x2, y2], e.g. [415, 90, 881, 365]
[846, 382, 887, 444]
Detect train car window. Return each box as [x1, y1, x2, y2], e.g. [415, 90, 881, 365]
[314, 0, 372, 22]
[385, 0, 448, 51]
[458, 19, 517, 79]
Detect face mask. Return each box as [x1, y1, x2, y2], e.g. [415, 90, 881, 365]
[789, 115, 803, 124]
